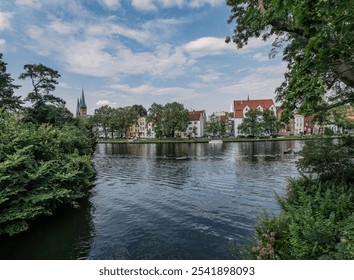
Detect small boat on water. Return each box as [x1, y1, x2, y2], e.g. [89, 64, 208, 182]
[209, 139, 223, 144]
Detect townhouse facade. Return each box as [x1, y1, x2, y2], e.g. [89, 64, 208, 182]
[230, 99, 277, 136]
[181, 110, 207, 138]
[127, 116, 156, 139]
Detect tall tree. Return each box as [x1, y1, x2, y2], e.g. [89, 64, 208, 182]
[92, 105, 112, 139]
[205, 114, 227, 136]
[161, 102, 189, 138]
[0, 53, 22, 112]
[147, 103, 165, 138]
[18, 64, 68, 125]
[226, 0, 354, 119]
[147, 102, 189, 138]
[237, 109, 263, 136]
[19, 63, 63, 106]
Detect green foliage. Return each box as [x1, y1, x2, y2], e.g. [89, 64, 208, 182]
[237, 109, 263, 136]
[253, 180, 354, 260]
[250, 136, 354, 259]
[18, 63, 69, 125]
[0, 53, 22, 112]
[0, 111, 95, 236]
[91, 105, 145, 139]
[297, 136, 354, 184]
[237, 109, 280, 136]
[148, 102, 189, 138]
[204, 114, 226, 136]
[226, 0, 354, 118]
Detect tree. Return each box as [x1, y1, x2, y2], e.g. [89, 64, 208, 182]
[262, 109, 281, 136]
[147, 103, 165, 138]
[18, 64, 68, 125]
[326, 105, 354, 131]
[161, 102, 189, 138]
[237, 109, 263, 136]
[205, 114, 227, 136]
[92, 105, 112, 139]
[0, 53, 22, 112]
[238, 109, 280, 136]
[147, 102, 189, 138]
[226, 0, 354, 119]
[19, 64, 63, 106]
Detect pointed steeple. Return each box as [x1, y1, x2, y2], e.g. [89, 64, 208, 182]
[76, 98, 80, 117]
[81, 88, 87, 108]
[247, 94, 250, 101]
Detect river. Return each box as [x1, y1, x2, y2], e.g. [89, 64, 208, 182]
[0, 140, 302, 259]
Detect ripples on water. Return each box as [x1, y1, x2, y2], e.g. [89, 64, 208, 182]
[0, 140, 301, 260]
[88, 141, 300, 260]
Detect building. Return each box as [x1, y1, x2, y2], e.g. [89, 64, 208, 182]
[76, 89, 87, 118]
[127, 116, 156, 139]
[181, 110, 206, 138]
[230, 99, 276, 136]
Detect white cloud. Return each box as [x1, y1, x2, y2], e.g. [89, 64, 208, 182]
[188, 0, 224, 8]
[131, 0, 157, 11]
[0, 39, 6, 47]
[183, 37, 235, 57]
[130, 0, 223, 11]
[27, 25, 44, 39]
[253, 52, 270, 62]
[15, 0, 42, 9]
[219, 63, 287, 100]
[0, 12, 14, 31]
[48, 20, 77, 35]
[96, 100, 117, 107]
[197, 69, 221, 82]
[100, 0, 121, 10]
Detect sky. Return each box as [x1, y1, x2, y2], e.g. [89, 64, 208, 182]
[0, 0, 286, 116]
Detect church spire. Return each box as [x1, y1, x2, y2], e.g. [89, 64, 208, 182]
[76, 98, 80, 117]
[81, 88, 87, 108]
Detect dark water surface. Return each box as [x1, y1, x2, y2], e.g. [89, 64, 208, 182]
[0, 141, 302, 259]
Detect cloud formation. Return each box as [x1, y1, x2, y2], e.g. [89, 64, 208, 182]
[0, 12, 14, 31]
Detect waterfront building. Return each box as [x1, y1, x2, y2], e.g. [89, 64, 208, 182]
[230, 98, 276, 136]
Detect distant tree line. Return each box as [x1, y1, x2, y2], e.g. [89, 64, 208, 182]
[0, 53, 95, 236]
[91, 101, 190, 139]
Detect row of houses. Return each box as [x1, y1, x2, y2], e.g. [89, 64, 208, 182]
[77, 91, 352, 138]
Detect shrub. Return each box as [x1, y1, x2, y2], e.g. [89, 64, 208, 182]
[252, 180, 354, 259]
[0, 111, 95, 236]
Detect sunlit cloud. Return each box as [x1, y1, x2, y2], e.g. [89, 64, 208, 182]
[0, 12, 14, 31]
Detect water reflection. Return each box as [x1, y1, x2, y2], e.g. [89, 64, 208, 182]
[0, 141, 301, 260]
[89, 141, 300, 260]
[0, 197, 94, 260]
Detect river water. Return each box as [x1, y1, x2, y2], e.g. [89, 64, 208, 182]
[0, 141, 302, 260]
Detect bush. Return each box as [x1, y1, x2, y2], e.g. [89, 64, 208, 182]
[297, 136, 354, 184]
[0, 111, 95, 236]
[250, 136, 354, 260]
[252, 180, 354, 260]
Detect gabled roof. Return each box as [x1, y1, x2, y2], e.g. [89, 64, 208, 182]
[189, 110, 205, 121]
[233, 99, 274, 118]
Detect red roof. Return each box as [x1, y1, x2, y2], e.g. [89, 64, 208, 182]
[189, 110, 205, 121]
[233, 99, 274, 118]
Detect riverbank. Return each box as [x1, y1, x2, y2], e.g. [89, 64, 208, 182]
[97, 135, 345, 144]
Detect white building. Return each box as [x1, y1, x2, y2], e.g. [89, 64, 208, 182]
[182, 110, 207, 138]
[230, 99, 276, 136]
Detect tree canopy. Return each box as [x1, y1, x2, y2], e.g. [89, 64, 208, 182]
[226, 0, 354, 119]
[238, 109, 280, 136]
[147, 102, 189, 138]
[0, 53, 22, 112]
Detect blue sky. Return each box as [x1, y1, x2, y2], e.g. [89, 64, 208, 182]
[0, 0, 286, 116]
